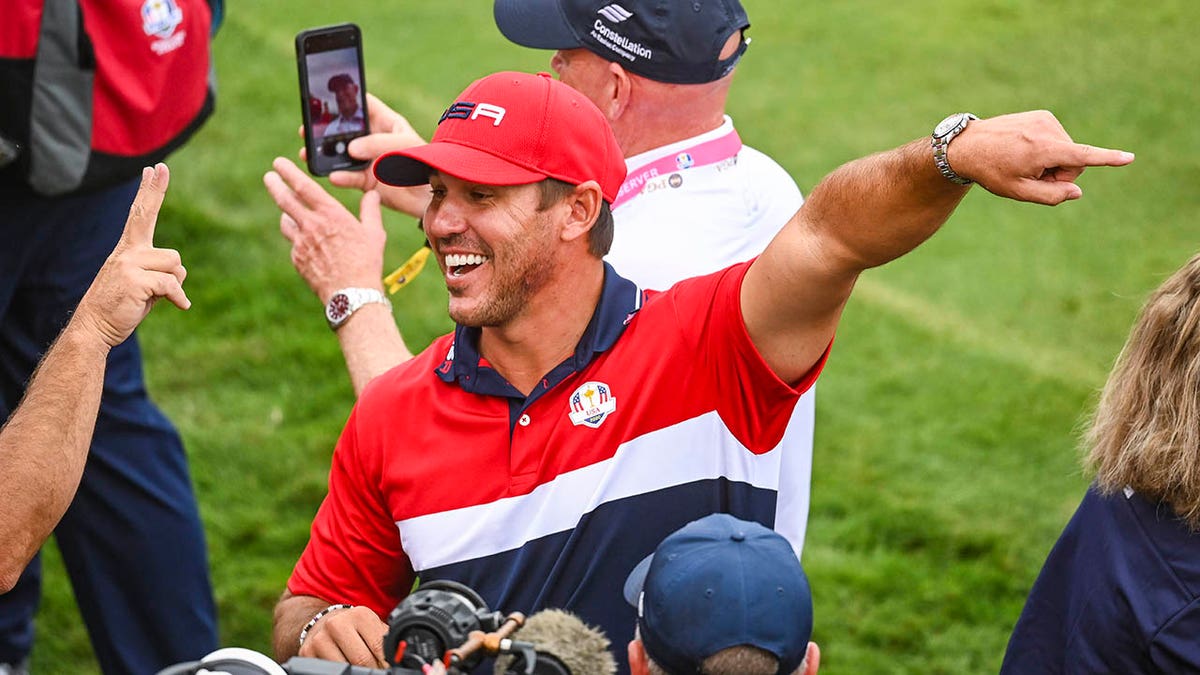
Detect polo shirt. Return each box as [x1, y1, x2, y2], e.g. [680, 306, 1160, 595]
[604, 115, 815, 554]
[1001, 485, 1200, 673]
[289, 260, 824, 662]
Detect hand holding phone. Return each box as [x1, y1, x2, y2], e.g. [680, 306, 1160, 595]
[296, 23, 369, 176]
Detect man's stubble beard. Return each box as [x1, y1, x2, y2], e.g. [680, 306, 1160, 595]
[447, 217, 558, 328]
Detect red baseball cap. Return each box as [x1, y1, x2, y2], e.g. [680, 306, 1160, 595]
[374, 71, 626, 203]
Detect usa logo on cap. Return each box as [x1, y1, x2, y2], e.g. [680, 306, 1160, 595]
[439, 101, 507, 127]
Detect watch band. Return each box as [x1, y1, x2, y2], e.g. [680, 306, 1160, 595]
[931, 112, 978, 185]
[325, 287, 391, 331]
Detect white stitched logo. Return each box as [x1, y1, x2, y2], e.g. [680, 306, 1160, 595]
[470, 103, 507, 127]
[597, 3, 633, 23]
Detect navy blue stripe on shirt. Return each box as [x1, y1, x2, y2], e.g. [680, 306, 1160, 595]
[418, 477, 777, 675]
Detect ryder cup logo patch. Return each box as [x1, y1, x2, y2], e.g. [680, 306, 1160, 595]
[675, 152, 695, 170]
[142, 0, 186, 54]
[142, 0, 182, 38]
[568, 381, 617, 428]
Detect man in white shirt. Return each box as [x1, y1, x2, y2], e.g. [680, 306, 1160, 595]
[493, 0, 804, 289]
[265, 0, 815, 554]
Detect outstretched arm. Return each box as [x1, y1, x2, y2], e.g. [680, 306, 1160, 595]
[0, 164, 190, 592]
[743, 111, 1135, 384]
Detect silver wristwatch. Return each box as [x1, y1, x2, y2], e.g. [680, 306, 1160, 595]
[931, 112, 978, 185]
[325, 287, 391, 331]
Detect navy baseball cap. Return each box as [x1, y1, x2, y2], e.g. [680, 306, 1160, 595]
[493, 0, 750, 85]
[623, 514, 812, 675]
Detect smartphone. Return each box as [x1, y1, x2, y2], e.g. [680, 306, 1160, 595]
[295, 23, 369, 176]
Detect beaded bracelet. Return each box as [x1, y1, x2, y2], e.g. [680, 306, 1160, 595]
[298, 603, 354, 647]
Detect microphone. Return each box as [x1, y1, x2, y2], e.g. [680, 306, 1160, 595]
[493, 609, 617, 675]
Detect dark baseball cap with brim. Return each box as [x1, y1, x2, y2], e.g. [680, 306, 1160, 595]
[493, 0, 750, 85]
[374, 71, 625, 203]
[623, 513, 813, 675]
[328, 73, 356, 92]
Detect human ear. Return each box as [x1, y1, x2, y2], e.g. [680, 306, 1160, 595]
[607, 62, 632, 119]
[560, 181, 604, 244]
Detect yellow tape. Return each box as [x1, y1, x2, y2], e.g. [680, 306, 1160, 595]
[384, 246, 431, 294]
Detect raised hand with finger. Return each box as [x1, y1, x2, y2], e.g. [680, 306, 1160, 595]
[264, 152, 414, 395]
[948, 110, 1135, 205]
[73, 163, 191, 349]
[264, 156, 388, 304]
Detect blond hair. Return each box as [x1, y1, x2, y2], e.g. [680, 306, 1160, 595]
[1087, 252, 1200, 528]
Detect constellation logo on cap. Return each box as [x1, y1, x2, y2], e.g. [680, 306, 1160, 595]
[495, 0, 751, 85]
[597, 3, 632, 22]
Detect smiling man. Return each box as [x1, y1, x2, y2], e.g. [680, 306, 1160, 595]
[266, 71, 1132, 672]
[271, 0, 820, 565]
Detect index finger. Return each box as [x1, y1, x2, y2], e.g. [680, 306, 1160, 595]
[1055, 141, 1135, 168]
[124, 163, 170, 246]
[272, 156, 342, 210]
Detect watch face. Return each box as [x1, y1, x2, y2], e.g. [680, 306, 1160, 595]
[934, 113, 966, 139]
[327, 292, 351, 323]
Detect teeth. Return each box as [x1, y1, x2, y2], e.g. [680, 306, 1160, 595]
[445, 254, 488, 267]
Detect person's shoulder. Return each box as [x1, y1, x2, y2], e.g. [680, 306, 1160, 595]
[738, 143, 801, 190]
[637, 260, 755, 314]
[730, 144, 803, 224]
[723, 118, 802, 211]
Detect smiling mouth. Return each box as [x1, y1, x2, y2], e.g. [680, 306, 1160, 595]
[445, 253, 489, 277]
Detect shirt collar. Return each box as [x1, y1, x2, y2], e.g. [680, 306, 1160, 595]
[622, 115, 735, 171]
[435, 262, 644, 394]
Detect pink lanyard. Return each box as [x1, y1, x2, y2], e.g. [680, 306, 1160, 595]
[611, 128, 743, 210]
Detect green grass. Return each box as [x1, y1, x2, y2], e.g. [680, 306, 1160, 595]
[27, 1, 1200, 673]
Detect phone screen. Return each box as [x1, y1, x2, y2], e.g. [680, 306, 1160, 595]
[296, 24, 369, 176]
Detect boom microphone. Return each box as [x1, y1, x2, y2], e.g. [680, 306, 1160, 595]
[493, 609, 617, 675]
